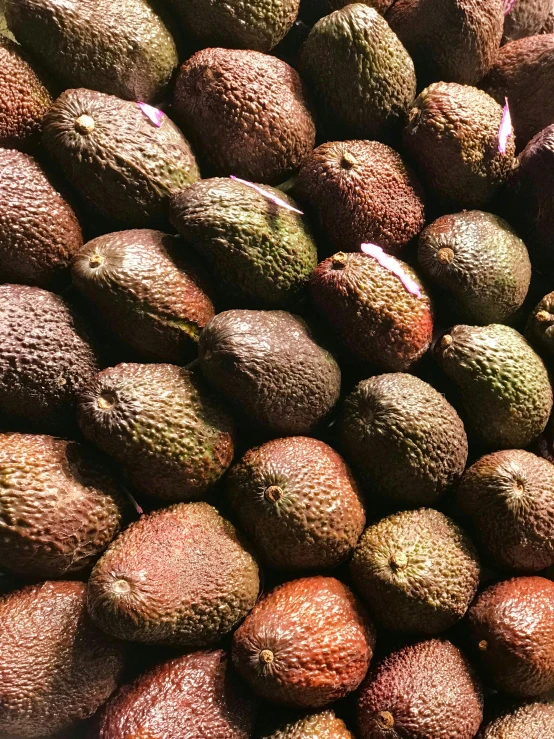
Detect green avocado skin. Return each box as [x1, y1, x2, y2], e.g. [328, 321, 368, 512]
[4, 0, 177, 103]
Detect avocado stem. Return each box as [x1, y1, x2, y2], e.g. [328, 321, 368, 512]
[340, 152, 358, 169]
[264, 485, 283, 503]
[332, 252, 348, 270]
[441, 334, 453, 349]
[74, 114, 95, 134]
[437, 247, 455, 264]
[88, 254, 105, 269]
[389, 551, 408, 571]
[97, 392, 116, 411]
[376, 711, 395, 729]
[478, 639, 488, 651]
[259, 649, 274, 665]
[536, 310, 554, 324]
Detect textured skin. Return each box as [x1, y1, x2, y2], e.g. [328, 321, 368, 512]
[199, 311, 341, 436]
[404, 82, 516, 207]
[0, 149, 83, 287]
[295, 140, 425, 255]
[542, 9, 554, 32]
[232, 576, 375, 707]
[418, 211, 531, 325]
[310, 253, 433, 372]
[329, 0, 393, 11]
[88, 503, 259, 647]
[386, 0, 504, 85]
[527, 291, 554, 354]
[42, 88, 199, 228]
[0, 433, 124, 579]
[262, 710, 354, 738]
[357, 639, 483, 739]
[78, 363, 235, 502]
[468, 577, 554, 697]
[174, 48, 315, 185]
[227, 436, 365, 571]
[99, 650, 257, 739]
[482, 34, 554, 149]
[0, 38, 51, 149]
[435, 324, 553, 449]
[4, 0, 177, 102]
[351, 508, 479, 634]
[72, 230, 215, 364]
[300, 4, 416, 141]
[170, 178, 317, 309]
[0, 284, 99, 434]
[0, 581, 124, 738]
[458, 450, 554, 571]
[503, 0, 553, 42]
[480, 698, 554, 738]
[338, 373, 468, 505]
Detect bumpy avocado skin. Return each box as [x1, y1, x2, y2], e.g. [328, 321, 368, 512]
[5, 0, 177, 103]
[78, 363, 235, 502]
[262, 710, 354, 738]
[42, 88, 200, 228]
[418, 211, 531, 325]
[0, 149, 83, 288]
[481, 699, 554, 738]
[170, 178, 317, 309]
[542, 10, 554, 32]
[527, 291, 554, 355]
[88, 503, 260, 647]
[503, 0, 553, 42]
[435, 324, 553, 449]
[174, 48, 315, 185]
[99, 650, 257, 739]
[0, 581, 124, 738]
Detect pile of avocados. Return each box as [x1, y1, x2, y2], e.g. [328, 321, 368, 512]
[1, 0, 554, 737]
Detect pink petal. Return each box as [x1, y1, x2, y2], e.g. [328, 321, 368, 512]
[230, 175, 304, 215]
[137, 101, 164, 127]
[361, 243, 422, 298]
[503, 0, 517, 14]
[498, 97, 513, 154]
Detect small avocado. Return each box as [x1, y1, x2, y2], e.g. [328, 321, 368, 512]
[527, 291, 554, 355]
[227, 436, 366, 571]
[300, 4, 416, 141]
[481, 698, 554, 738]
[78, 363, 235, 502]
[435, 324, 553, 449]
[199, 310, 341, 436]
[5, 0, 177, 102]
[173, 48, 315, 185]
[0, 284, 100, 435]
[72, 230, 215, 364]
[338, 373, 468, 506]
[232, 576, 375, 707]
[503, 0, 553, 42]
[357, 639, 483, 739]
[0, 580, 124, 739]
[262, 710, 354, 738]
[42, 88, 200, 228]
[310, 252, 433, 372]
[417, 211, 531, 325]
[404, 82, 516, 208]
[170, 177, 317, 309]
[294, 139, 425, 255]
[469, 576, 554, 696]
[0, 149, 83, 288]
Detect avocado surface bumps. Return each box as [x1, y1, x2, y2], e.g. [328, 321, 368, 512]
[527, 290, 554, 355]
[481, 698, 554, 738]
[503, 0, 553, 42]
[262, 710, 354, 738]
[88, 502, 259, 647]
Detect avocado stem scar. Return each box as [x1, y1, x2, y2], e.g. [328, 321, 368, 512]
[265, 485, 283, 503]
[259, 649, 274, 665]
[74, 114, 95, 134]
[376, 711, 395, 729]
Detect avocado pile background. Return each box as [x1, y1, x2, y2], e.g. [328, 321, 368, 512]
[1, 0, 554, 737]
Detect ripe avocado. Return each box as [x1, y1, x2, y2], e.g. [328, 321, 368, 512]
[542, 9, 554, 32]
[503, 0, 553, 42]
[480, 699, 554, 738]
[527, 291, 554, 355]
[262, 710, 354, 738]
[88, 502, 259, 647]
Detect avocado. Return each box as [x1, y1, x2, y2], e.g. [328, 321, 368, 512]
[469, 576, 554, 696]
[503, 0, 553, 42]
[338, 373, 468, 506]
[435, 324, 553, 449]
[329, 0, 393, 10]
[99, 649, 257, 739]
[310, 252, 433, 372]
[458, 450, 554, 572]
[417, 211, 531, 325]
[480, 698, 554, 738]
[527, 291, 554, 355]
[173, 48, 315, 185]
[542, 9, 554, 32]
[232, 576, 375, 707]
[42, 88, 200, 228]
[386, 0, 504, 86]
[72, 230, 215, 364]
[356, 639, 483, 739]
[0, 149, 83, 288]
[294, 139, 425, 255]
[262, 710, 354, 738]
[170, 177, 317, 309]
[300, 4, 416, 141]
[0, 284, 100, 435]
[0, 433, 125, 579]
[0, 580, 124, 739]
[88, 502, 259, 647]
[199, 310, 341, 436]
[404, 82, 516, 208]
[77, 363, 235, 502]
[227, 436, 365, 571]
[351, 508, 479, 634]
[5, 0, 177, 103]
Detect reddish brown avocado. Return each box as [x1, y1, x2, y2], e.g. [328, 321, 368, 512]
[173, 48, 315, 184]
[232, 576, 375, 707]
[503, 0, 554, 42]
[480, 698, 554, 738]
[0, 581, 124, 739]
[99, 650, 257, 739]
[469, 576, 554, 697]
